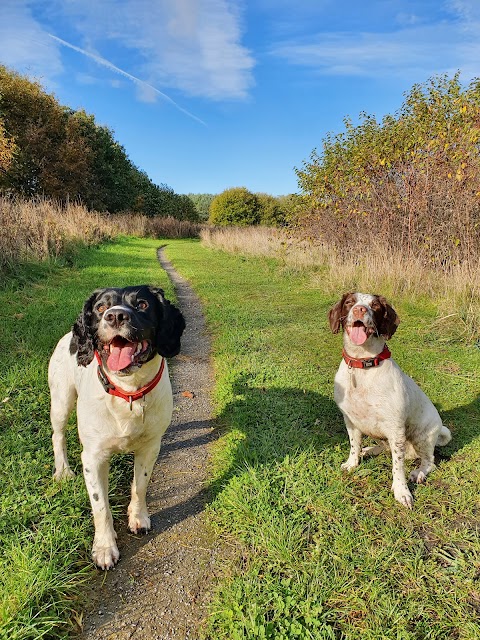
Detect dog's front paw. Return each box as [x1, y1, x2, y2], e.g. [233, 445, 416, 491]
[393, 486, 414, 509]
[53, 465, 75, 481]
[409, 469, 427, 484]
[341, 459, 359, 472]
[92, 543, 120, 570]
[128, 511, 151, 535]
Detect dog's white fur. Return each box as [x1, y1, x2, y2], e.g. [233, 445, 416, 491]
[330, 292, 451, 508]
[49, 332, 173, 569]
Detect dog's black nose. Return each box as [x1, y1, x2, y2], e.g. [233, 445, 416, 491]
[104, 308, 131, 327]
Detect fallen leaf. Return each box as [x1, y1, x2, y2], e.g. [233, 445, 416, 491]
[181, 391, 195, 399]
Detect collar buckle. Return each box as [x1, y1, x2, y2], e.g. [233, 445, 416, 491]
[342, 345, 391, 369]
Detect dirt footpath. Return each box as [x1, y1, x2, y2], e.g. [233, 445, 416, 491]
[80, 247, 218, 639]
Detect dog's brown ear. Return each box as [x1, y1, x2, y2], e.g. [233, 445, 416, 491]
[151, 287, 186, 358]
[328, 293, 352, 334]
[377, 296, 400, 339]
[70, 290, 103, 366]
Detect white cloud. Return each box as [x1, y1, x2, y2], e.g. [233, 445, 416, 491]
[0, 0, 63, 79]
[1, 0, 254, 103]
[49, 33, 207, 124]
[270, 1, 480, 80]
[50, 0, 255, 100]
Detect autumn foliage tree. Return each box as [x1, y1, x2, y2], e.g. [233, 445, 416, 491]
[0, 65, 196, 219]
[296, 74, 480, 263]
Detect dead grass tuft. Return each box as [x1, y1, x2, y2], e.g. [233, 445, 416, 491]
[0, 197, 115, 270]
[0, 197, 201, 274]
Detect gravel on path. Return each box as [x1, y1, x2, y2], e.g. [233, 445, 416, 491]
[80, 246, 219, 639]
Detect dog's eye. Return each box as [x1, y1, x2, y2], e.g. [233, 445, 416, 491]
[97, 304, 108, 314]
[137, 301, 148, 311]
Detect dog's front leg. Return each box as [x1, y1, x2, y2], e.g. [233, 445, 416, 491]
[81, 450, 119, 569]
[341, 417, 362, 471]
[388, 434, 413, 509]
[128, 438, 162, 534]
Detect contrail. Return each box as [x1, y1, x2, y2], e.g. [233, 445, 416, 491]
[48, 33, 206, 126]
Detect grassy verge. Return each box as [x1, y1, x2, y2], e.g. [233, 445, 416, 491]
[0, 238, 175, 639]
[201, 226, 480, 342]
[164, 239, 480, 640]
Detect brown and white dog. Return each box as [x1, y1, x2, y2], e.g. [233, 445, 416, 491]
[49, 286, 185, 569]
[328, 292, 451, 508]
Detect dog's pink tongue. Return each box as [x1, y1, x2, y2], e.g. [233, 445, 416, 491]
[350, 325, 368, 345]
[107, 341, 136, 371]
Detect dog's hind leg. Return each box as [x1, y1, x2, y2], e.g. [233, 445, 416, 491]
[408, 430, 438, 484]
[128, 438, 162, 534]
[49, 341, 77, 480]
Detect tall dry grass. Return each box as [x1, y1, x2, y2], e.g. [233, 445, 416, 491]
[201, 226, 480, 342]
[0, 197, 115, 270]
[0, 197, 201, 275]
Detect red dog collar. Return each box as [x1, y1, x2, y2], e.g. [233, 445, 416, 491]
[342, 344, 391, 369]
[94, 350, 165, 408]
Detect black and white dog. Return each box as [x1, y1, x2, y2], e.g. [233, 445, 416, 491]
[49, 286, 185, 569]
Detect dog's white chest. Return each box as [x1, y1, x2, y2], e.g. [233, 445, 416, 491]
[334, 367, 390, 439]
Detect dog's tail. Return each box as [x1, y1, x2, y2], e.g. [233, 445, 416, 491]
[436, 425, 452, 447]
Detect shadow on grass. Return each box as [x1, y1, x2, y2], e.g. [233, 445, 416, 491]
[128, 376, 480, 543]
[212, 374, 344, 470]
[439, 394, 480, 458]
[201, 374, 479, 508]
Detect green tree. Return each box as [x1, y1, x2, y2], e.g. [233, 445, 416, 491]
[256, 193, 286, 226]
[209, 187, 260, 226]
[0, 117, 16, 183]
[186, 193, 215, 221]
[0, 65, 188, 218]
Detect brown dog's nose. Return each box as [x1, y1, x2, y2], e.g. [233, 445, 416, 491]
[104, 308, 131, 327]
[352, 305, 367, 319]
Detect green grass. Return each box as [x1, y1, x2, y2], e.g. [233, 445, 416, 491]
[0, 238, 175, 639]
[2, 236, 479, 639]
[163, 239, 480, 640]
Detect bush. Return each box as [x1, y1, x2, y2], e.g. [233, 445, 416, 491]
[256, 193, 286, 226]
[295, 73, 480, 264]
[209, 187, 260, 226]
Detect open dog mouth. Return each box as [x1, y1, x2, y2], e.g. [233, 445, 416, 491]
[101, 336, 151, 372]
[347, 320, 371, 346]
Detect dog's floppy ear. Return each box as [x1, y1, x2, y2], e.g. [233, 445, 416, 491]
[70, 289, 102, 366]
[328, 293, 352, 334]
[151, 287, 186, 358]
[377, 296, 400, 340]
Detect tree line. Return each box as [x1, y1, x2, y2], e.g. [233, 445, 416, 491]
[0, 65, 197, 220]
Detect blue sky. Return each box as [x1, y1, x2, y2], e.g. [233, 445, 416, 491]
[2, 0, 480, 196]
